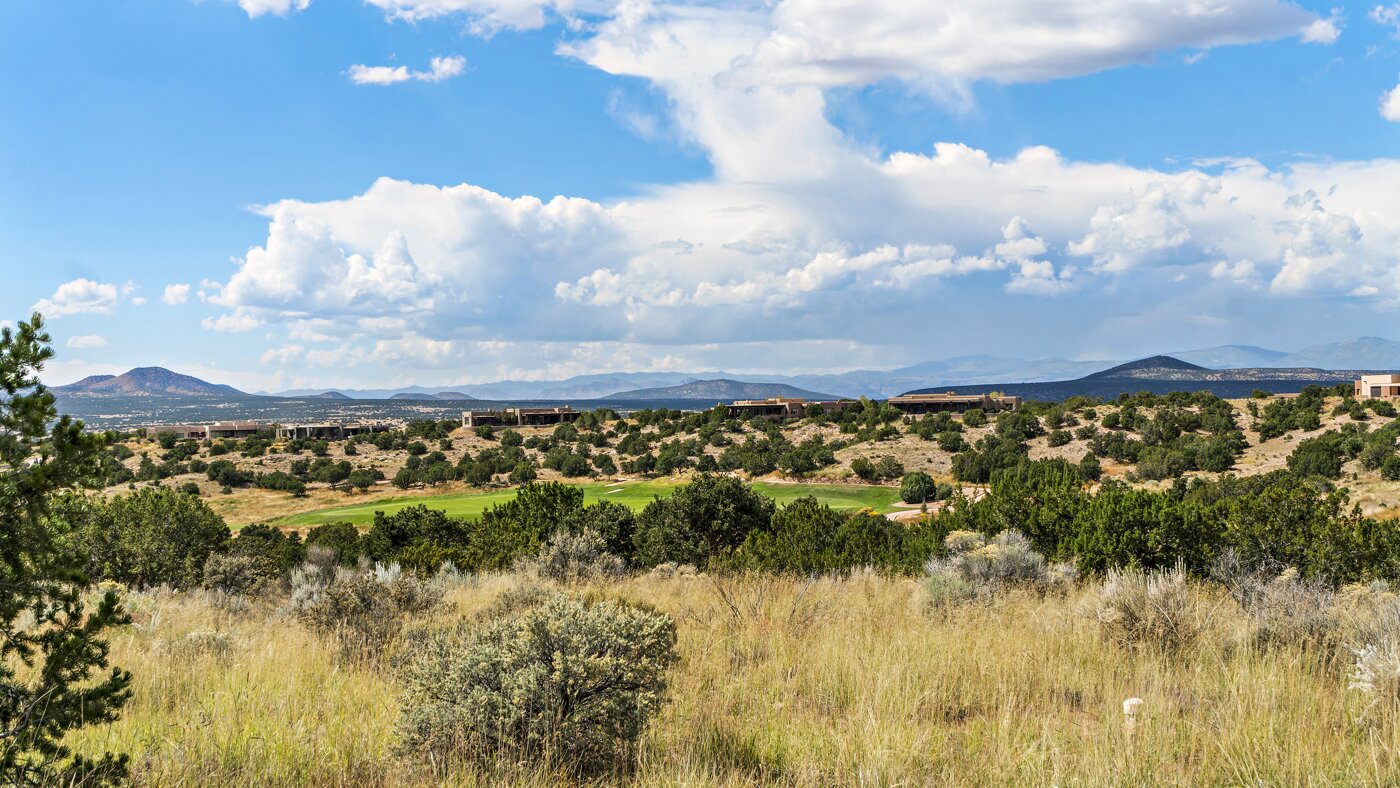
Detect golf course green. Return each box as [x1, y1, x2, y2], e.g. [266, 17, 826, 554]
[274, 480, 908, 527]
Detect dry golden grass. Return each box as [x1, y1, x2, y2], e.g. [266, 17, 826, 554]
[64, 571, 1400, 786]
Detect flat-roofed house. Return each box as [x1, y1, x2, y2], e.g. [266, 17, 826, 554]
[1356, 374, 1400, 399]
[726, 397, 854, 421]
[206, 421, 267, 439]
[886, 392, 1022, 416]
[462, 407, 581, 428]
[462, 410, 507, 428]
[152, 424, 207, 440]
[275, 422, 395, 440]
[512, 407, 580, 426]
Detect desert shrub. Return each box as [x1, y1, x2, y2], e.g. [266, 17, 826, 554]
[1350, 642, 1400, 719]
[1047, 429, 1072, 447]
[1287, 435, 1346, 479]
[518, 528, 626, 583]
[304, 522, 361, 565]
[923, 530, 1050, 603]
[289, 561, 443, 664]
[961, 408, 987, 427]
[201, 553, 274, 597]
[1384, 455, 1400, 481]
[936, 431, 967, 452]
[70, 486, 231, 589]
[161, 629, 234, 662]
[1215, 557, 1339, 650]
[899, 471, 936, 504]
[396, 591, 679, 776]
[1085, 564, 1200, 653]
[632, 475, 775, 567]
[951, 434, 1030, 483]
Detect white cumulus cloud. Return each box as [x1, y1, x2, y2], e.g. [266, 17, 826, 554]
[31, 279, 120, 318]
[238, 0, 310, 19]
[202, 313, 266, 332]
[1383, 78, 1400, 122]
[65, 335, 108, 350]
[349, 55, 466, 85]
[162, 283, 191, 305]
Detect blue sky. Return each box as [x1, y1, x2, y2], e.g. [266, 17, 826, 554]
[3, 0, 1400, 390]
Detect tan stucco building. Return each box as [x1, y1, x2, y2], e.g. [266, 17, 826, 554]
[1356, 374, 1400, 399]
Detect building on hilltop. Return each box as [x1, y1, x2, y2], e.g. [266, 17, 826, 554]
[274, 422, 394, 440]
[726, 397, 854, 421]
[462, 406, 581, 428]
[886, 392, 1022, 415]
[1356, 374, 1400, 399]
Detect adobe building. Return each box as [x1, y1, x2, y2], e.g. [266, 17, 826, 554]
[275, 422, 394, 440]
[726, 397, 853, 421]
[206, 421, 269, 439]
[886, 392, 1022, 416]
[147, 421, 269, 440]
[153, 424, 209, 440]
[462, 406, 581, 428]
[1356, 374, 1400, 399]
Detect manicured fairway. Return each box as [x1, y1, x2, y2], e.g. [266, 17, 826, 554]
[274, 480, 906, 527]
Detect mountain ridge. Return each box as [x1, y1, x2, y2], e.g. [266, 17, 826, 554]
[603, 379, 839, 401]
[54, 367, 247, 398]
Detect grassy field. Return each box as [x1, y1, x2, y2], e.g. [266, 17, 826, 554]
[70, 572, 1400, 785]
[273, 480, 908, 527]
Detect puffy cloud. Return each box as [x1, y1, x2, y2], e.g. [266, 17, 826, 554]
[65, 335, 108, 350]
[740, 0, 1322, 88]
[201, 313, 265, 332]
[1373, 4, 1400, 36]
[348, 55, 466, 85]
[162, 283, 191, 305]
[1383, 78, 1400, 122]
[238, 0, 310, 19]
[1210, 259, 1261, 287]
[362, 0, 577, 31]
[1068, 183, 1197, 272]
[204, 0, 1400, 378]
[31, 279, 119, 318]
[1269, 191, 1365, 294]
[1300, 8, 1344, 43]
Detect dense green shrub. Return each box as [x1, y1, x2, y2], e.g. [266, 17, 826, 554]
[396, 591, 678, 776]
[1287, 435, 1347, 479]
[735, 497, 943, 574]
[951, 434, 1029, 483]
[851, 455, 904, 482]
[1256, 387, 1325, 440]
[633, 475, 775, 567]
[900, 471, 936, 503]
[305, 522, 361, 564]
[70, 487, 230, 588]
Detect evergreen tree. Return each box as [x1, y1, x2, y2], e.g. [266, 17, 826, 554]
[0, 315, 132, 785]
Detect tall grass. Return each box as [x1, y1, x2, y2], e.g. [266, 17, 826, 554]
[68, 573, 1400, 785]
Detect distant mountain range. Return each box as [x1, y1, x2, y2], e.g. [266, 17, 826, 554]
[910, 355, 1365, 401]
[388, 391, 479, 401]
[47, 336, 1400, 406]
[602, 379, 837, 402]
